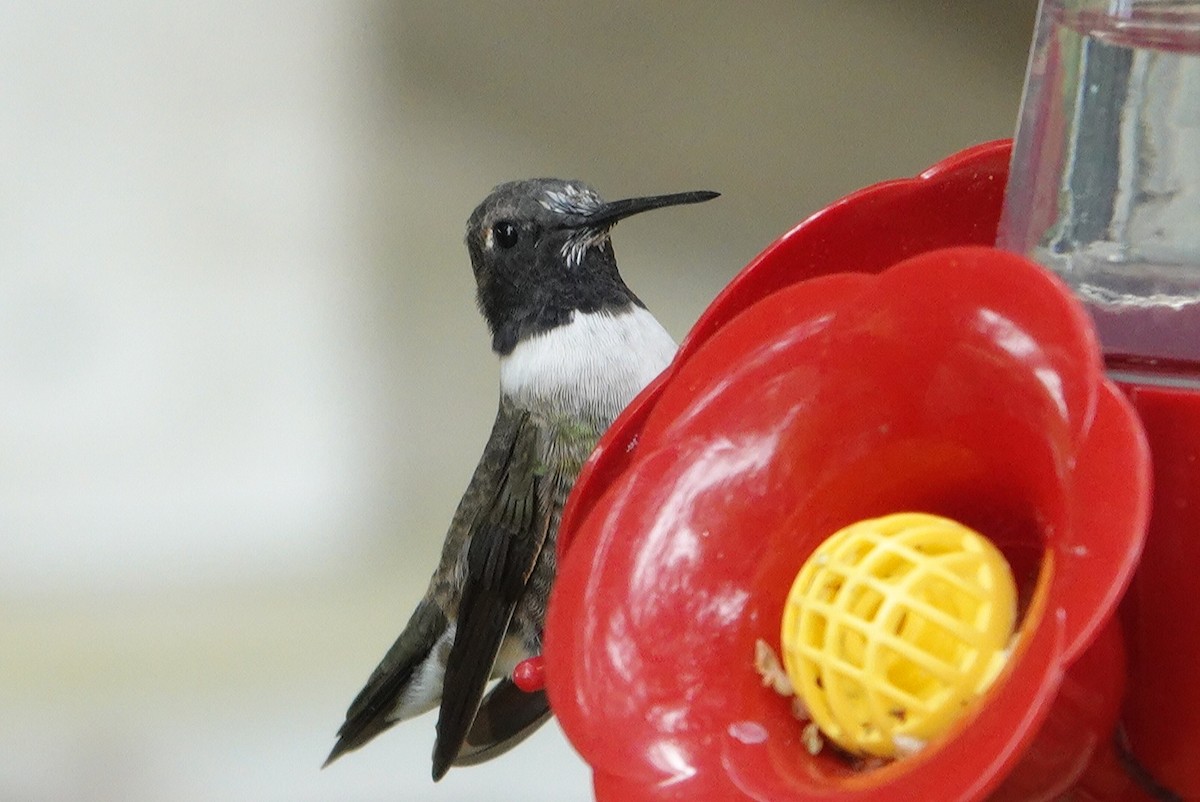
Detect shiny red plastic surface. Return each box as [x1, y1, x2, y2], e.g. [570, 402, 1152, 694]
[512, 653, 547, 694]
[540, 143, 1154, 801]
[1119, 385, 1200, 798]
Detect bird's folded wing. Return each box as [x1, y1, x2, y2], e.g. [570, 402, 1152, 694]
[431, 409, 549, 780]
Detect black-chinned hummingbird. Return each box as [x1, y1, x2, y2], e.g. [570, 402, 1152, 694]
[324, 178, 718, 780]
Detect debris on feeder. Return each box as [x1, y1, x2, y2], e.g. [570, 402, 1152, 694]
[754, 638, 794, 697]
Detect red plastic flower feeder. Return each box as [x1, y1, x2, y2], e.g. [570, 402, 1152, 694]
[534, 143, 1152, 801]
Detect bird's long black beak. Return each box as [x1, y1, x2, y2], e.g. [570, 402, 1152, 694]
[576, 190, 720, 229]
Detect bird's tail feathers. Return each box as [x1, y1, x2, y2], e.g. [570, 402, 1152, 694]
[323, 602, 450, 768]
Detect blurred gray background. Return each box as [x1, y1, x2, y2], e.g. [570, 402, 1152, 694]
[0, 3, 1036, 800]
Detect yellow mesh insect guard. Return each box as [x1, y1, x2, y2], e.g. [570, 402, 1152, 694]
[780, 513, 1017, 758]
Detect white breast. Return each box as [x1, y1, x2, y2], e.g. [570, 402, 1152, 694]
[499, 306, 677, 421]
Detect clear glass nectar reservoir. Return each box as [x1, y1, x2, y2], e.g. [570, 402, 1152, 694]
[998, 0, 1200, 384]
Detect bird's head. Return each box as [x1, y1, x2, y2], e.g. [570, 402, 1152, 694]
[465, 178, 718, 354]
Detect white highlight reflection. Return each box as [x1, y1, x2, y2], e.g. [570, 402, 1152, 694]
[975, 308, 1069, 419]
[630, 436, 778, 603]
[647, 740, 698, 785]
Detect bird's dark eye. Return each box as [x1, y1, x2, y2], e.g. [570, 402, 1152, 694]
[492, 221, 518, 249]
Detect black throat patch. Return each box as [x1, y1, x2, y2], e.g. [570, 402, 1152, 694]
[480, 237, 644, 355]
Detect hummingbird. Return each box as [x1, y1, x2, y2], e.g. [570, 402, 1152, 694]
[324, 179, 719, 780]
